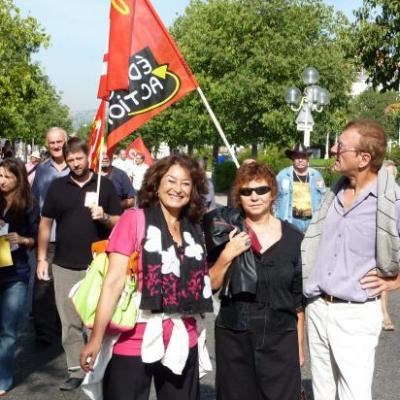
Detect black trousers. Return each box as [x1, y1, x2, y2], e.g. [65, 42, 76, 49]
[103, 346, 200, 400]
[32, 244, 61, 343]
[215, 325, 301, 400]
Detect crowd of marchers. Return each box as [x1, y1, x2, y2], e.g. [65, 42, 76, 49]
[1, 118, 400, 400]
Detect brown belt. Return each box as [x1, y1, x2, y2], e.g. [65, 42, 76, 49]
[321, 293, 380, 304]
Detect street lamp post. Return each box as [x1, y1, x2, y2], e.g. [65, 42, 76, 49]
[284, 67, 330, 147]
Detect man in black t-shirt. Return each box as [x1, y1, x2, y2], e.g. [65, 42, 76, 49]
[36, 137, 122, 391]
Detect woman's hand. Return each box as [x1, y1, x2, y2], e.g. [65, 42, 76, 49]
[6, 232, 21, 246]
[297, 310, 305, 367]
[299, 343, 305, 367]
[80, 338, 102, 372]
[220, 228, 251, 263]
[209, 228, 252, 290]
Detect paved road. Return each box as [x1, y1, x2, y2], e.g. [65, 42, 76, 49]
[5, 290, 400, 400]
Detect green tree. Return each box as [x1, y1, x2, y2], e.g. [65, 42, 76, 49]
[348, 89, 398, 139]
[0, 0, 72, 141]
[138, 0, 355, 155]
[354, 0, 400, 91]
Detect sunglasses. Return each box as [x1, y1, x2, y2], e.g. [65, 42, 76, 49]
[239, 186, 271, 196]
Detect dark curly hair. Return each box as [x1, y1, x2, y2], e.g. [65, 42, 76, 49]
[137, 154, 208, 223]
[0, 158, 33, 214]
[231, 162, 277, 209]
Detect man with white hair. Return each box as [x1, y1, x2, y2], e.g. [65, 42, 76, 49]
[31, 127, 69, 345]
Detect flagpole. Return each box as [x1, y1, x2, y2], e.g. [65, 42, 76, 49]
[197, 87, 240, 168]
[96, 102, 108, 206]
[95, 136, 105, 206]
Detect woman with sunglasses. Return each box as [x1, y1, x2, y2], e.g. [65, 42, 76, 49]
[205, 162, 304, 400]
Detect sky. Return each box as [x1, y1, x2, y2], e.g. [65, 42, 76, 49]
[14, 0, 362, 113]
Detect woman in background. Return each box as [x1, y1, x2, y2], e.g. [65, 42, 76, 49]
[0, 158, 39, 395]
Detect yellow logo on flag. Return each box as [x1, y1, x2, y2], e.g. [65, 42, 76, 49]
[112, 0, 131, 15]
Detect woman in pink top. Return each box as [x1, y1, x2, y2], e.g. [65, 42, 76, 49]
[81, 154, 213, 400]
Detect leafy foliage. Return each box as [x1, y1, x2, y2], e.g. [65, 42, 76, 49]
[214, 161, 237, 192]
[137, 0, 355, 151]
[0, 0, 72, 142]
[347, 89, 398, 139]
[354, 0, 400, 91]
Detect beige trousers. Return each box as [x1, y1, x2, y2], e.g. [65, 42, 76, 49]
[52, 264, 86, 378]
[306, 297, 382, 400]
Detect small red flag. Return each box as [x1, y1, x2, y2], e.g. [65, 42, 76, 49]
[101, 0, 199, 151]
[88, 100, 106, 171]
[126, 136, 153, 165]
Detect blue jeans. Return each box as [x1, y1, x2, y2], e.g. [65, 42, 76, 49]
[0, 281, 27, 391]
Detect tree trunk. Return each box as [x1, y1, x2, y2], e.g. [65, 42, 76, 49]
[251, 142, 258, 159]
[212, 143, 219, 178]
[188, 143, 194, 156]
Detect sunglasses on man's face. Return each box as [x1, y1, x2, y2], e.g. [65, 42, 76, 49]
[239, 186, 271, 196]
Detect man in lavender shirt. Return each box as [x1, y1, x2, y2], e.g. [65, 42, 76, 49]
[303, 119, 400, 400]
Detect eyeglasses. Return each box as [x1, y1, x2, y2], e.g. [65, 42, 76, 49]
[336, 141, 360, 154]
[239, 186, 271, 196]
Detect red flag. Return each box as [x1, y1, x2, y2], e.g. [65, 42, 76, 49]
[126, 136, 153, 165]
[88, 100, 106, 171]
[98, 1, 134, 98]
[103, 0, 199, 151]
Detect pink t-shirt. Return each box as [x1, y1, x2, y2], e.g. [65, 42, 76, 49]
[106, 209, 198, 356]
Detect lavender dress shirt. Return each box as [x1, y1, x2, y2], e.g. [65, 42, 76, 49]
[304, 178, 400, 302]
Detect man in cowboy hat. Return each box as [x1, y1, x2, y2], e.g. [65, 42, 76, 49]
[275, 143, 325, 231]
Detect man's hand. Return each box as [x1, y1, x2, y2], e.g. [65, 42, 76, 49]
[90, 206, 105, 221]
[360, 268, 400, 296]
[36, 259, 51, 281]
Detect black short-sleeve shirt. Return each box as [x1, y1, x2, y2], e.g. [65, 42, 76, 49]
[42, 173, 122, 269]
